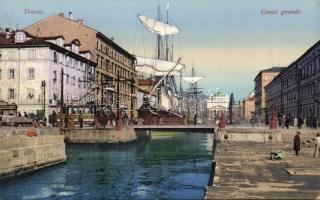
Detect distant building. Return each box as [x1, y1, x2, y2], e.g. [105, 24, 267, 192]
[0, 30, 96, 118]
[24, 13, 137, 117]
[254, 67, 284, 122]
[265, 40, 320, 124]
[207, 92, 229, 123]
[241, 95, 256, 120]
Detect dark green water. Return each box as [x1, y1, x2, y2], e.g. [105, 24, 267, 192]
[0, 132, 213, 200]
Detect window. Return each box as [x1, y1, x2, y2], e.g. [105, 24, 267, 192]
[9, 69, 14, 79]
[66, 74, 69, 83]
[0, 51, 2, 59]
[78, 78, 81, 88]
[8, 89, 15, 99]
[0, 69, 1, 79]
[53, 52, 57, 63]
[28, 50, 36, 59]
[15, 32, 26, 43]
[28, 68, 35, 79]
[72, 76, 75, 85]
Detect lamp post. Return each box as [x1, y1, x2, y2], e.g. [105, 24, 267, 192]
[60, 68, 64, 131]
[116, 70, 122, 131]
[41, 80, 46, 121]
[130, 76, 134, 125]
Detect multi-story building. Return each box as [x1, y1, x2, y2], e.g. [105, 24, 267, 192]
[254, 67, 284, 122]
[265, 40, 320, 124]
[24, 13, 137, 117]
[207, 92, 229, 123]
[237, 95, 256, 121]
[0, 30, 96, 118]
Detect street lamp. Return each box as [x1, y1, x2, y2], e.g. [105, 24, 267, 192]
[41, 80, 46, 121]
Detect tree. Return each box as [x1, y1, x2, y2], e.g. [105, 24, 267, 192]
[228, 93, 234, 124]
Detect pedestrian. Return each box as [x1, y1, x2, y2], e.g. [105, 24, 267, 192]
[312, 114, 318, 130]
[64, 113, 69, 128]
[314, 133, 320, 158]
[298, 117, 303, 129]
[293, 117, 298, 128]
[285, 115, 290, 129]
[123, 112, 128, 128]
[278, 113, 282, 127]
[194, 113, 197, 125]
[51, 110, 57, 127]
[78, 111, 83, 128]
[293, 131, 301, 156]
[282, 115, 286, 129]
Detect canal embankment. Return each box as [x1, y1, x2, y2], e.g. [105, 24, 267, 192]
[205, 128, 320, 199]
[0, 127, 66, 179]
[0, 126, 151, 179]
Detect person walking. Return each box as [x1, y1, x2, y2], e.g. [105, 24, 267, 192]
[298, 117, 303, 129]
[312, 114, 318, 130]
[285, 115, 290, 129]
[293, 117, 297, 128]
[293, 131, 301, 156]
[303, 117, 307, 128]
[78, 111, 84, 128]
[193, 113, 197, 125]
[314, 133, 320, 158]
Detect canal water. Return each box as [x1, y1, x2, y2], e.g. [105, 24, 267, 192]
[0, 132, 214, 200]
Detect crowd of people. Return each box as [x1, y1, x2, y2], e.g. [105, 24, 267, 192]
[276, 113, 318, 130]
[48, 108, 132, 129]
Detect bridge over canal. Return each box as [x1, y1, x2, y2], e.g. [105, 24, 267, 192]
[133, 125, 215, 133]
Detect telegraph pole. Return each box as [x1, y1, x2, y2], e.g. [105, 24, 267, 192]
[41, 80, 46, 121]
[101, 75, 104, 107]
[116, 70, 122, 131]
[130, 77, 134, 125]
[60, 68, 64, 132]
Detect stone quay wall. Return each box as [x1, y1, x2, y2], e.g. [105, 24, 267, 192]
[216, 128, 318, 143]
[0, 134, 66, 179]
[63, 127, 150, 144]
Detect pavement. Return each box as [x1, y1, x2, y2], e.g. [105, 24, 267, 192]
[205, 139, 320, 199]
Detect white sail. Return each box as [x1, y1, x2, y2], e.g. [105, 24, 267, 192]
[183, 76, 204, 84]
[136, 56, 184, 76]
[138, 15, 179, 36]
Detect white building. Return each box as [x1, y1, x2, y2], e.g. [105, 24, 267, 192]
[207, 92, 229, 123]
[0, 30, 96, 119]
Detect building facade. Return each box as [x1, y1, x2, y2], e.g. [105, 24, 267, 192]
[243, 95, 255, 120]
[24, 13, 137, 117]
[207, 92, 229, 123]
[254, 67, 284, 122]
[0, 30, 96, 118]
[265, 40, 320, 124]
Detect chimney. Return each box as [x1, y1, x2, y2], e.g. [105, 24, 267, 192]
[110, 37, 114, 41]
[58, 12, 64, 16]
[77, 19, 84, 25]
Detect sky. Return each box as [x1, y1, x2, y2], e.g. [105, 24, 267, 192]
[0, 0, 319, 101]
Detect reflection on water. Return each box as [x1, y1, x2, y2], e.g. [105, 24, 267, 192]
[0, 132, 213, 200]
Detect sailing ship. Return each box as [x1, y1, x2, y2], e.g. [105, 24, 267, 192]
[135, 3, 185, 124]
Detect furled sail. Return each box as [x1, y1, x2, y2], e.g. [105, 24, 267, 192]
[136, 56, 184, 76]
[183, 76, 204, 84]
[138, 15, 179, 36]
